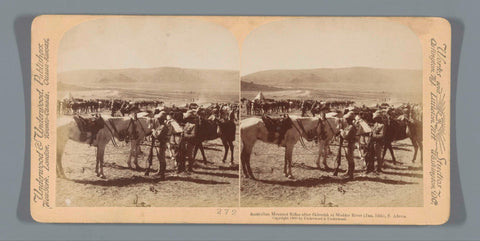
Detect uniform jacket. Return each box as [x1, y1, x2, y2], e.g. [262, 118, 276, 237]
[341, 124, 357, 145]
[371, 122, 385, 142]
[183, 122, 197, 143]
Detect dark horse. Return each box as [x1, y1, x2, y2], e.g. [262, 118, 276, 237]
[383, 108, 423, 165]
[193, 112, 236, 166]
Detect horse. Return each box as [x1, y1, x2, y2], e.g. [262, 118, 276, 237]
[240, 115, 329, 179]
[315, 116, 345, 170]
[383, 107, 423, 165]
[193, 110, 236, 166]
[56, 115, 149, 179]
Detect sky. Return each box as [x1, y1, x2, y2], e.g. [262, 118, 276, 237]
[241, 18, 422, 75]
[58, 17, 239, 73]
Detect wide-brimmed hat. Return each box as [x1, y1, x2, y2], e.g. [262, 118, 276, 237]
[183, 110, 196, 119]
[373, 111, 383, 120]
[343, 111, 355, 120]
[154, 111, 166, 119]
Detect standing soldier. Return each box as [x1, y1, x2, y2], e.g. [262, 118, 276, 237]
[178, 111, 197, 173]
[340, 112, 357, 179]
[146, 116, 168, 180]
[301, 100, 307, 117]
[371, 111, 386, 173]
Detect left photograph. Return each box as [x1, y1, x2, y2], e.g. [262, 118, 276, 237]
[55, 17, 240, 207]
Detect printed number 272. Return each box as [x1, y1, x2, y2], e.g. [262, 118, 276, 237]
[217, 208, 237, 215]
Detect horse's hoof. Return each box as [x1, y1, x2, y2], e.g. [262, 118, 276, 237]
[287, 175, 294, 179]
[100, 175, 106, 179]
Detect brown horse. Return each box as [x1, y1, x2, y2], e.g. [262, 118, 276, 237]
[56, 116, 150, 179]
[383, 106, 423, 165]
[193, 111, 236, 166]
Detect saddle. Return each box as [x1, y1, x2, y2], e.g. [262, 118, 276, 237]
[73, 115, 104, 145]
[262, 114, 293, 145]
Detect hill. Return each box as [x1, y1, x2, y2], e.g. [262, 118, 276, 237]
[241, 67, 422, 94]
[240, 81, 284, 91]
[58, 67, 239, 93]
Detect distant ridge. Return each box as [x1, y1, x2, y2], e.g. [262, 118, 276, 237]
[241, 67, 422, 94]
[58, 67, 239, 93]
[241, 81, 284, 91]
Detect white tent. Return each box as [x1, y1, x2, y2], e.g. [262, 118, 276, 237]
[253, 91, 265, 101]
[62, 92, 74, 101]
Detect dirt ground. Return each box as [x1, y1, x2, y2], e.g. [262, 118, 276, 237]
[56, 129, 240, 207]
[240, 110, 423, 207]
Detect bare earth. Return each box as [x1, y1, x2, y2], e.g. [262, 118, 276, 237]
[56, 130, 239, 207]
[240, 112, 423, 207]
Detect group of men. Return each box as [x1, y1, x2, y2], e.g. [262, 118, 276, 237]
[340, 110, 386, 179]
[146, 110, 198, 180]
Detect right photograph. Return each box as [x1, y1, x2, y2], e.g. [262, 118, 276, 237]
[240, 18, 423, 207]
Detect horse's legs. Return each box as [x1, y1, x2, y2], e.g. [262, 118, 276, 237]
[323, 143, 330, 169]
[388, 144, 397, 165]
[382, 141, 390, 162]
[229, 141, 234, 165]
[419, 141, 423, 165]
[127, 141, 134, 169]
[410, 137, 419, 163]
[315, 139, 324, 169]
[333, 138, 344, 176]
[221, 138, 228, 163]
[95, 147, 100, 176]
[285, 145, 294, 179]
[133, 141, 140, 169]
[166, 143, 177, 167]
[241, 142, 255, 179]
[240, 144, 249, 178]
[193, 145, 199, 160]
[199, 143, 208, 163]
[96, 146, 106, 178]
[56, 140, 67, 178]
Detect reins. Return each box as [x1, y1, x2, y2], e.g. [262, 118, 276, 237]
[291, 118, 321, 154]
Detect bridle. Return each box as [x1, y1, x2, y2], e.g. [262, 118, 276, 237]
[104, 116, 149, 146]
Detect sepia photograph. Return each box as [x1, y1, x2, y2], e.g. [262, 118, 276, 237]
[30, 15, 450, 224]
[240, 18, 424, 207]
[55, 17, 240, 207]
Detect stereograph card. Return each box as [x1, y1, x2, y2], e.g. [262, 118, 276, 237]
[30, 15, 451, 224]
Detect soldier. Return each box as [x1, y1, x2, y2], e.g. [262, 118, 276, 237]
[340, 111, 357, 179]
[371, 111, 386, 173]
[147, 115, 168, 180]
[301, 100, 307, 117]
[177, 111, 197, 173]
